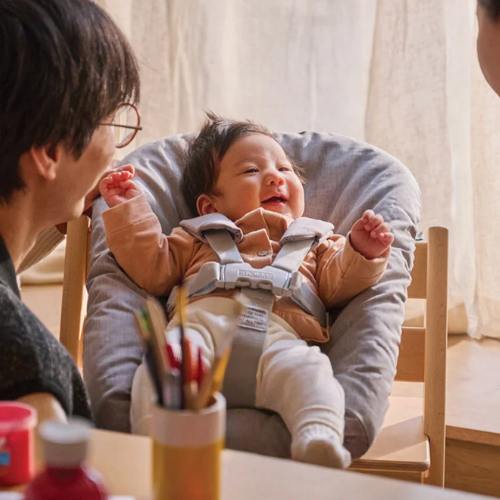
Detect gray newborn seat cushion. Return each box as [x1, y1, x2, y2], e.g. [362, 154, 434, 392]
[83, 132, 420, 459]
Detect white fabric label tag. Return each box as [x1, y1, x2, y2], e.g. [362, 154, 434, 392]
[238, 305, 268, 332]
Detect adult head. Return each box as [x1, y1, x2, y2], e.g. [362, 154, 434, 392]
[477, 0, 500, 95]
[181, 113, 305, 220]
[0, 0, 140, 243]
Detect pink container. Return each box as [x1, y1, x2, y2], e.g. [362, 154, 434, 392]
[0, 402, 37, 486]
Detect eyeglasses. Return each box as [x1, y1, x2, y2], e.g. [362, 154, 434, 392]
[100, 102, 142, 148]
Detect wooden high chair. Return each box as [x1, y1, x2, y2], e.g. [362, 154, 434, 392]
[350, 226, 448, 486]
[60, 217, 448, 486]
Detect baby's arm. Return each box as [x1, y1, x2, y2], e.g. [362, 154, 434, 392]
[100, 168, 194, 296]
[316, 211, 393, 307]
[99, 165, 142, 207]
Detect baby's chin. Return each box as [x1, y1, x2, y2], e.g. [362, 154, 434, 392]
[229, 204, 301, 221]
[260, 203, 300, 219]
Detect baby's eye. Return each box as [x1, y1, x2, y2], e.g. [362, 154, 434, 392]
[279, 165, 293, 172]
[243, 167, 259, 174]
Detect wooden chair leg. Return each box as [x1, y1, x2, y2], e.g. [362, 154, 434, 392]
[423, 227, 448, 486]
[59, 215, 90, 367]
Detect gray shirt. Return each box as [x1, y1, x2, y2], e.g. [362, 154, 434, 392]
[0, 236, 91, 419]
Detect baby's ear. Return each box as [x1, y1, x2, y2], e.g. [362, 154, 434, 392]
[196, 194, 217, 215]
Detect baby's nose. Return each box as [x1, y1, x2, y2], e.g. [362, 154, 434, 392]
[266, 170, 285, 185]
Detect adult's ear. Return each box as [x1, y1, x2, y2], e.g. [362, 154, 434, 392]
[22, 143, 63, 181]
[196, 193, 218, 215]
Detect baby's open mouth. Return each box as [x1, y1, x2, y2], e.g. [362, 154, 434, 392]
[261, 195, 287, 204]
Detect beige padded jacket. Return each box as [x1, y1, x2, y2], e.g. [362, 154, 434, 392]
[103, 194, 389, 342]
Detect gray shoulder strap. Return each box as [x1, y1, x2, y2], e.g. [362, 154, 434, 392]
[273, 217, 334, 272]
[180, 213, 243, 242]
[180, 214, 244, 264]
[204, 230, 243, 264]
[280, 216, 334, 245]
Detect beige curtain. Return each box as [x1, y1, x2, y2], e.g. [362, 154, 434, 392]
[93, 0, 500, 338]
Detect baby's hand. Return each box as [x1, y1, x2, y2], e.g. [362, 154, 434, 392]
[99, 164, 141, 207]
[350, 209, 394, 259]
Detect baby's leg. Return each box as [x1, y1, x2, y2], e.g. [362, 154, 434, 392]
[130, 362, 154, 435]
[255, 316, 351, 468]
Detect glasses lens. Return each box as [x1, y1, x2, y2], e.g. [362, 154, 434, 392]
[112, 104, 139, 147]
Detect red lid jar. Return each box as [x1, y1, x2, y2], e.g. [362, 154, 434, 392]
[0, 401, 37, 486]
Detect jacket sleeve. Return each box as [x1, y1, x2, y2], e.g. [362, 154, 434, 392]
[315, 233, 390, 308]
[102, 194, 194, 296]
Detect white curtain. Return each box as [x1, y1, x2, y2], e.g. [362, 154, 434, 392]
[98, 0, 500, 339]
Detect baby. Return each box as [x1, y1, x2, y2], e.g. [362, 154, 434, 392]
[99, 114, 393, 468]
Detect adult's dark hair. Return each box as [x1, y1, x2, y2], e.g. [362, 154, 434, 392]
[0, 0, 140, 203]
[181, 112, 304, 215]
[479, 0, 500, 20]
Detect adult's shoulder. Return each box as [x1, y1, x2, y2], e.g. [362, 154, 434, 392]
[0, 281, 56, 355]
[0, 282, 62, 386]
[0, 282, 33, 337]
[0, 282, 90, 418]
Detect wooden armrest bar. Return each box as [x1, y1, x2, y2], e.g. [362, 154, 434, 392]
[59, 215, 90, 365]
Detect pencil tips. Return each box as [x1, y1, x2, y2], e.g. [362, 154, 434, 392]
[134, 286, 236, 411]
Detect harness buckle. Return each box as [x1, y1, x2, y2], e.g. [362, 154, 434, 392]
[220, 262, 292, 297]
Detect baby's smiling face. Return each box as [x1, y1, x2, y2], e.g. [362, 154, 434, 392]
[196, 133, 305, 221]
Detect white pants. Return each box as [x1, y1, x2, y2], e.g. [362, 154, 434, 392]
[131, 297, 345, 442]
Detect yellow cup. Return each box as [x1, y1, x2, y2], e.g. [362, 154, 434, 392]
[151, 393, 226, 500]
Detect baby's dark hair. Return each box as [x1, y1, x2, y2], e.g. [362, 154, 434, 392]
[479, 0, 500, 20]
[181, 112, 304, 215]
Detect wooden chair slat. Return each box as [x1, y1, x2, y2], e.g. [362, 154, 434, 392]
[407, 242, 427, 299]
[395, 327, 425, 382]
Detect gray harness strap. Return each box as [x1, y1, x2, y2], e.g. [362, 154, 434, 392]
[222, 288, 274, 407]
[171, 214, 334, 408]
[203, 230, 243, 264]
[202, 230, 272, 407]
[273, 216, 334, 271]
[201, 218, 331, 408]
[272, 238, 315, 271]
